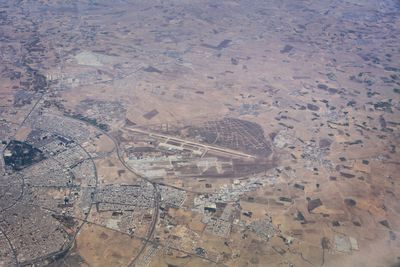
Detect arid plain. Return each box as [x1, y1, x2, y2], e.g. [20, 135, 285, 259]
[0, 1, 399, 267]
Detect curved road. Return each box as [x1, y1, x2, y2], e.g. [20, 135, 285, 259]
[68, 119, 161, 267]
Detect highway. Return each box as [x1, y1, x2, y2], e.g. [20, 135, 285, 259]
[31, 116, 240, 266]
[90, 126, 160, 267]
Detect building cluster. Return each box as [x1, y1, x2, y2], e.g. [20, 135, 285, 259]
[0, 116, 98, 265]
[192, 175, 271, 236]
[0, 203, 70, 264]
[300, 140, 333, 170]
[94, 183, 155, 211]
[52, 144, 87, 168]
[0, 233, 17, 267]
[194, 176, 266, 209]
[248, 216, 276, 241]
[204, 204, 237, 238]
[134, 244, 160, 267]
[159, 185, 186, 208]
[32, 114, 91, 143]
[0, 173, 23, 210]
[71, 159, 97, 187]
[22, 158, 71, 187]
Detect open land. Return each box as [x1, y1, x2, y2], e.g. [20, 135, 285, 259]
[0, 0, 399, 267]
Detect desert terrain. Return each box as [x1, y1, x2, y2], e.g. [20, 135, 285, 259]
[0, 1, 399, 267]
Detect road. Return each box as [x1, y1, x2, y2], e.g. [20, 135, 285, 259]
[15, 113, 219, 266]
[28, 114, 160, 267]
[89, 125, 257, 266]
[88, 125, 161, 267]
